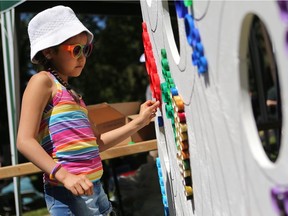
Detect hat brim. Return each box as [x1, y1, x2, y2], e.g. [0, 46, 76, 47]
[30, 20, 93, 63]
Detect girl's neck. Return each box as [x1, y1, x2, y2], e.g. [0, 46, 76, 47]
[48, 68, 71, 90]
[47, 68, 81, 104]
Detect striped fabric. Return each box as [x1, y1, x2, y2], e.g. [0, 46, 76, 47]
[38, 73, 103, 185]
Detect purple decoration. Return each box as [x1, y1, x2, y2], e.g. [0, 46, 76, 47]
[278, 0, 288, 21]
[271, 186, 288, 215]
[286, 30, 288, 52]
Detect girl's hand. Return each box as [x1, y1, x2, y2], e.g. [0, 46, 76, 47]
[55, 168, 94, 196]
[137, 100, 160, 127]
[96, 100, 160, 151]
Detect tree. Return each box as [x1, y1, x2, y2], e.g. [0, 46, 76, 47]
[70, 14, 149, 105]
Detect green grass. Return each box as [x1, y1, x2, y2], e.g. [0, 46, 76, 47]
[23, 208, 49, 216]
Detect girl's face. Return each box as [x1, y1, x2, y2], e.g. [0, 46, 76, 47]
[49, 32, 89, 81]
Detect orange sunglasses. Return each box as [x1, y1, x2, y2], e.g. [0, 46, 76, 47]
[61, 43, 93, 59]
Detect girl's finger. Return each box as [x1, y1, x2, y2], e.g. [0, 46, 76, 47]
[74, 184, 85, 195]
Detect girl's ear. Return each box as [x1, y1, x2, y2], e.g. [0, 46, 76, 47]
[42, 48, 53, 59]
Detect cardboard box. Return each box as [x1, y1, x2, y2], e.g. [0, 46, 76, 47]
[87, 103, 126, 134]
[127, 114, 156, 143]
[87, 102, 156, 145]
[110, 101, 141, 116]
[111, 101, 156, 142]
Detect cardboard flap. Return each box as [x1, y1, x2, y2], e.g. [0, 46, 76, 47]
[87, 103, 125, 134]
[87, 102, 155, 143]
[110, 101, 141, 116]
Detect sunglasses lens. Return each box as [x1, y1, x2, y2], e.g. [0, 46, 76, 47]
[83, 44, 92, 57]
[73, 45, 82, 58]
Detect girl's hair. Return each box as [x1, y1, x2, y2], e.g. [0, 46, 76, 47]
[34, 48, 81, 104]
[34, 51, 52, 70]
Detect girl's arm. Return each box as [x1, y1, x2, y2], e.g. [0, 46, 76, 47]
[17, 72, 57, 174]
[17, 72, 93, 196]
[90, 100, 160, 152]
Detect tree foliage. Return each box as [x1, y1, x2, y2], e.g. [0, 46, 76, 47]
[19, 13, 149, 105]
[0, 12, 149, 165]
[69, 14, 149, 105]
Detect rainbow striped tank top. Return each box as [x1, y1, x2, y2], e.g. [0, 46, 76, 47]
[38, 73, 103, 185]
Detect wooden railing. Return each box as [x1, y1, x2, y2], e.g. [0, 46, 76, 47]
[0, 139, 157, 179]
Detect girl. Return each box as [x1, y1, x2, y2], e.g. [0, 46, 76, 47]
[17, 5, 159, 216]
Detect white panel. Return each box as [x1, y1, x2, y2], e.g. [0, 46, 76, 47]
[141, 1, 287, 215]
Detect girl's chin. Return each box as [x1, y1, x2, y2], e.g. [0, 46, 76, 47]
[73, 68, 83, 76]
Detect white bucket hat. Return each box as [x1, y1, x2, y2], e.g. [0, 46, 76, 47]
[28, 5, 94, 63]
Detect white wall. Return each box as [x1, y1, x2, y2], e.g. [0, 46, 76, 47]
[140, 1, 288, 215]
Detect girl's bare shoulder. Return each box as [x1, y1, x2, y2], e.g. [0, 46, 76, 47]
[27, 71, 54, 89]
[23, 71, 56, 98]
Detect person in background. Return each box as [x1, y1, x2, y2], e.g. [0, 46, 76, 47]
[16, 5, 159, 216]
[266, 85, 278, 120]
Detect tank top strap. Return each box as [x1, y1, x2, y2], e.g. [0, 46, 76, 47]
[45, 72, 64, 109]
[48, 72, 63, 91]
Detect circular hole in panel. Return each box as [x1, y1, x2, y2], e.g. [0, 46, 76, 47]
[162, 1, 180, 63]
[242, 15, 282, 163]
